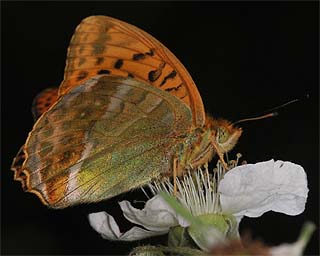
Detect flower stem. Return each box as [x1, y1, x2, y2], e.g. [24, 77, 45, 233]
[297, 221, 316, 252]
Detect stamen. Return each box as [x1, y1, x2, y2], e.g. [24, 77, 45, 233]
[140, 187, 150, 199]
[144, 155, 241, 217]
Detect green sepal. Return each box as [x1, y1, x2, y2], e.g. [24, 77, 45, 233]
[187, 222, 225, 251]
[168, 226, 197, 248]
[160, 193, 225, 251]
[160, 192, 240, 251]
[197, 214, 229, 236]
[223, 214, 239, 240]
[187, 214, 239, 251]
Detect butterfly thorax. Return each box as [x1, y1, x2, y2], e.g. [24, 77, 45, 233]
[174, 126, 213, 176]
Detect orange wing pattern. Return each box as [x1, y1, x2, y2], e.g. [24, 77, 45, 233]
[11, 87, 59, 188]
[59, 16, 205, 127]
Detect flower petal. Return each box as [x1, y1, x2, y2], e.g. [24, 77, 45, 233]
[119, 195, 185, 232]
[88, 211, 165, 241]
[270, 222, 316, 256]
[219, 160, 308, 218]
[270, 240, 306, 256]
[117, 226, 167, 241]
[88, 212, 121, 239]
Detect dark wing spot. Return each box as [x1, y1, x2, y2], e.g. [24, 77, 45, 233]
[148, 70, 161, 82]
[148, 63, 165, 82]
[160, 70, 177, 86]
[97, 69, 111, 75]
[96, 57, 104, 65]
[145, 49, 155, 56]
[79, 46, 84, 54]
[78, 58, 86, 67]
[114, 59, 124, 69]
[127, 73, 134, 78]
[64, 151, 71, 158]
[77, 71, 88, 81]
[165, 83, 183, 92]
[133, 53, 146, 60]
[180, 93, 188, 100]
[92, 44, 105, 55]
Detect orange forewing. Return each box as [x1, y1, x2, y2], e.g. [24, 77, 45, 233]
[59, 16, 205, 127]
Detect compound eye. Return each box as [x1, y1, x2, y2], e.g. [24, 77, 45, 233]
[217, 127, 229, 144]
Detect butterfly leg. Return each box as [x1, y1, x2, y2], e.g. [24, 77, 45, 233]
[211, 142, 229, 170]
[173, 157, 178, 196]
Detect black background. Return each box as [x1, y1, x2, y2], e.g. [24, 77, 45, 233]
[2, 1, 319, 255]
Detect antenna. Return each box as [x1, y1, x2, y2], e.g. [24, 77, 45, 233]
[231, 94, 309, 126]
[262, 94, 309, 114]
[231, 112, 278, 126]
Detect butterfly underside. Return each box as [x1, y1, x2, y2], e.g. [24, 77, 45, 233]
[13, 16, 242, 208]
[23, 76, 192, 208]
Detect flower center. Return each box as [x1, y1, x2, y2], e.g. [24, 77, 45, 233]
[147, 154, 242, 217]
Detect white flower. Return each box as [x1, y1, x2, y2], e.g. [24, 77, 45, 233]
[88, 159, 308, 244]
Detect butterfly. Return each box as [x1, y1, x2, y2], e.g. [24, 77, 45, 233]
[11, 16, 242, 209]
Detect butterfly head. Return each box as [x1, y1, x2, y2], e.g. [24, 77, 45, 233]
[206, 116, 243, 154]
